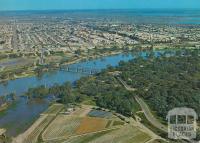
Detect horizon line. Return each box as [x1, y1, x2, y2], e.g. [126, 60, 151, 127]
[1, 8, 200, 12]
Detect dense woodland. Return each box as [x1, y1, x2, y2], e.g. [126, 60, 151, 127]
[25, 49, 200, 119]
[76, 74, 140, 116]
[25, 73, 139, 116]
[118, 49, 200, 119]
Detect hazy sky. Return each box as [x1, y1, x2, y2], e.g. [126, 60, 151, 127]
[0, 0, 200, 11]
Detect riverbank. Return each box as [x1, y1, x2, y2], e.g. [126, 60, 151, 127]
[12, 103, 156, 143]
[0, 103, 8, 112]
[0, 51, 136, 137]
[0, 49, 180, 138]
[0, 50, 122, 84]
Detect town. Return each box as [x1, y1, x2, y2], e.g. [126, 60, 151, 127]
[1, 14, 200, 83]
[0, 9, 200, 143]
[1, 15, 200, 55]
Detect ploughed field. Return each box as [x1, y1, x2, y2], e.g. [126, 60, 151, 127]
[23, 115, 54, 143]
[14, 104, 152, 143]
[42, 115, 82, 140]
[75, 117, 108, 135]
[42, 106, 121, 142]
[65, 125, 151, 143]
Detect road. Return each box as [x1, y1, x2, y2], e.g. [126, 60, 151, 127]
[116, 76, 168, 133]
[134, 95, 168, 132]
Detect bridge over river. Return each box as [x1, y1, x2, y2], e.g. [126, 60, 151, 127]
[59, 66, 101, 75]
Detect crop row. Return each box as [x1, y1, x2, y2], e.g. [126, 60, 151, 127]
[23, 116, 54, 143]
[43, 116, 82, 140]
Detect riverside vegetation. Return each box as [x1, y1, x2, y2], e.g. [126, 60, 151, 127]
[25, 49, 200, 121]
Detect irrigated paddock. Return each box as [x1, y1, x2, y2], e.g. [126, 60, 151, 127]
[43, 116, 110, 141]
[14, 104, 151, 143]
[22, 116, 54, 143]
[75, 117, 108, 135]
[42, 115, 82, 141]
[65, 125, 151, 143]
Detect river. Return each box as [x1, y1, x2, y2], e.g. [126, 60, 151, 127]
[0, 50, 170, 137]
[0, 52, 138, 137]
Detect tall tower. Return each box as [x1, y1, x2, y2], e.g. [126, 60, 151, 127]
[40, 48, 45, 65]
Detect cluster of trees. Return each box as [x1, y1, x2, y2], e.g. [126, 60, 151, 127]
[96, 88, 139, 116]
[117, 49, 200, 119]
[26, 85, 49, 99]
[0, 92, 16, 106]
[49, 82, 74, 104]
[26, 72, 140, 116]
[25, 48, 200, 119]
[76, 74, 139, 116]
[25, 82, 81, 105]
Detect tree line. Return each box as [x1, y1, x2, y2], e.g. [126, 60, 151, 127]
[118, 49, 200, 119]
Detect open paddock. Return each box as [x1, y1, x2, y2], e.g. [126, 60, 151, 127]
[42, 104, 64, 115]
[42, 115, 82, 141]
[22, 116, 53, 143]
[13, 115, 54, 143]
[75, 117, 108, 135]
[72, 106, 91, 117]
[65, 125, 151, 143]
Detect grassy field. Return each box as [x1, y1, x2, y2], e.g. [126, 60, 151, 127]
[42, 115, 126, 142]
[42, 104, 64, 115]
[22, 116, 53, 143]
[41, 105, 127, 142]
[42, 115, 82, 140]
[75, 117, 108, 135]
[66, 129, 117, 143]
[65, 125, 151, 143]
[149, 139, 168, 143]
[136, 112, 167, 138]
[19, 104, 153, 143]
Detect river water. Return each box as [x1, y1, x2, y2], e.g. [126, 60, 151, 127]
[0, 53, 138, 137]
[0, 50, 171, 136]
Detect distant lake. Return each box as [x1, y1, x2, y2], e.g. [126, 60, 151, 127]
[1, 9, 200, 24]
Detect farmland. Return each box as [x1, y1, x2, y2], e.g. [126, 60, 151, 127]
[42, 104, 64, 115]
[22, 115, 54, 143]
[87, 109, 113, 119]
[65, 125, 151, 143]
[13, 104, 64, 143]
[42, 115, 82, 140]
[13, 104, 155, 143]
[75, 117, 108, 135]
[42, 106, 115, 141]
[71, 105, 92, 117]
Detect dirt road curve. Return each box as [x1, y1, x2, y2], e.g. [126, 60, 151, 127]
[116, 76, 168, 133]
